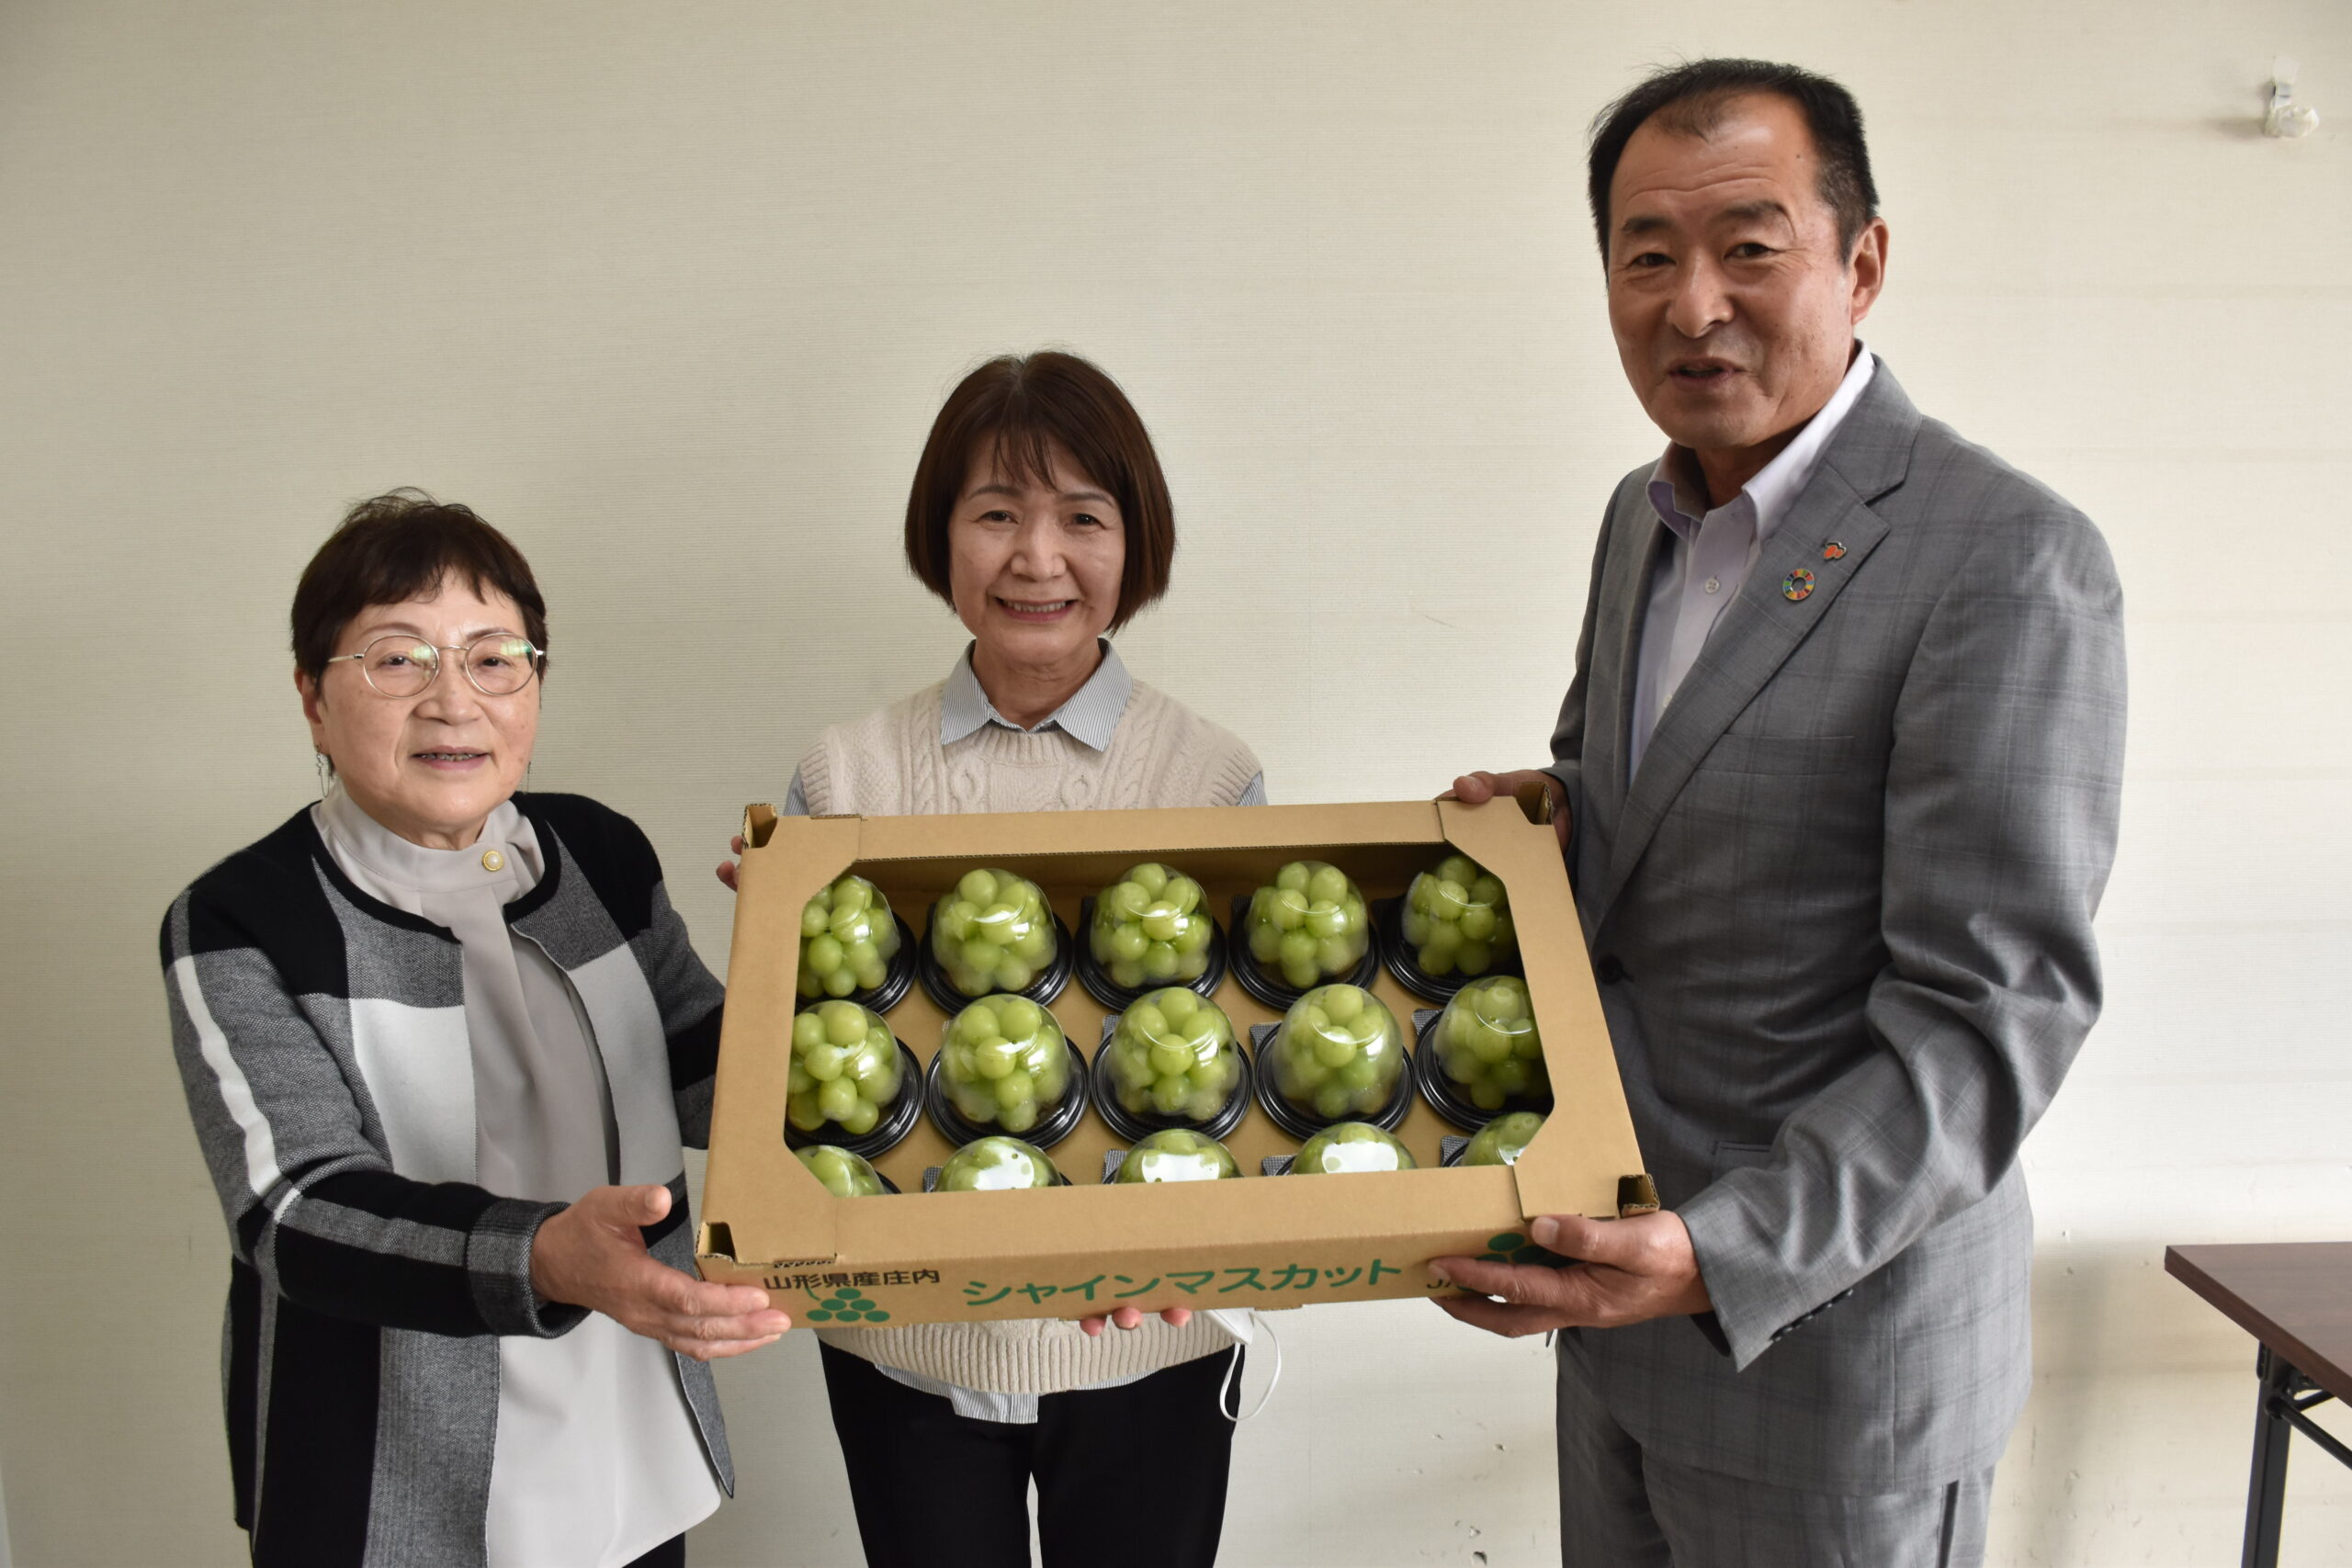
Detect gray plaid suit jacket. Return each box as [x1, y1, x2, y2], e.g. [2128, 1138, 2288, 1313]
[1544, 361, 2126, 1494]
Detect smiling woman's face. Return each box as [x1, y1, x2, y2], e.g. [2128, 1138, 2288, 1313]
[946, 440, 1126, 676]
[299, 576, 540, 850]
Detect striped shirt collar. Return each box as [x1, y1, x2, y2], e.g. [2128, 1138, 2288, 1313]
[940, 639, 1132, 752]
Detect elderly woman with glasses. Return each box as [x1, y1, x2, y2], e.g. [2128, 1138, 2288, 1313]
[163, 491, 789, 1568]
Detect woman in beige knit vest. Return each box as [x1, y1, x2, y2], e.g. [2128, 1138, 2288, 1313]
[734, 353, 1262, 1568]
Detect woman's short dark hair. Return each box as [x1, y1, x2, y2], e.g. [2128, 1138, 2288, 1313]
[291, 489, 549, 683]
[903, 353, 1176, 632]
[1587, 59, 1880, 262]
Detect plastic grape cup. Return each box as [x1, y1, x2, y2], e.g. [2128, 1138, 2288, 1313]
[786, 1001, 905, 1140]
[930, 867, 1058, 998]
[1398, 852, 1516, 982]
[939, 994, 1073, 1138]
[1268, 983, 1405, 1126]
[795, 1144, 888, 1197]
[1091, 862, 1216, 991]
[796, 874, 904, 1000]
[1104, 988, 1242, 1125]
[936, 1135, 1061, 1192]
[1460, 1111, 1545, 1168]
[1112, 1128, 1242, 1184]
[1433, 976, 1550, 1113]
[1243, 860, 1370, 993]
[1289, 1121, 1419, 1175]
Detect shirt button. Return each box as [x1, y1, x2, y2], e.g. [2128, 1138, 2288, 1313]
[1704, 577, 1721, 594]
[481, 848, 506, 873]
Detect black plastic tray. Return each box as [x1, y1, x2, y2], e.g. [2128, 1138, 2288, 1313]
[923, 1035, 1091, 1151]
[1411, 1008, 1553, 1133]
[1227, 893, 1384, 1012]
[1247, 1020, 1412, 1140]
[794, 912, 920, 1015]
[1089, 1013, 1253, 1144]
[783, 1039, 925, 1160]
[1375, 897, 1521, 1005]
[1072, 895, 1228, 1011]
[916, 908, 1076, 1013]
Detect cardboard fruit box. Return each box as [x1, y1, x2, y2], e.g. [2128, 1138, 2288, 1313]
[695, 797, 1653, 1327]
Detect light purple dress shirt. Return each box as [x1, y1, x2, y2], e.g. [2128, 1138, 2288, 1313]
[1628, 347, 1877, 779]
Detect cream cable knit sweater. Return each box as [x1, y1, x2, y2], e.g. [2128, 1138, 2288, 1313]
[804, 676, 1261, 1393]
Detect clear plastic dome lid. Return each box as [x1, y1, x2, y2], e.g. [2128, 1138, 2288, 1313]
[1242, 860, 1370, 991]
[940, 994, 1071, 1136]
[1433, 976, 1548, 1111]
[797, 874, 903, 999]
[1114, 1127, 1242, 1183]
[795, 1143, 888, 1196]
[1461, 1110, 1545, 1168]
[930, 868, 1057, 998]
[787, 1001, 905, 1137]
[1400, 853, 1516, 979]
[1105, 987, 1241, 1123]
[1290, 1121, 1419, 1174]
[1090, 863, 1215, 990]
[1268, 983, 1403, 1124]
[937, 1134, 1060, 1191]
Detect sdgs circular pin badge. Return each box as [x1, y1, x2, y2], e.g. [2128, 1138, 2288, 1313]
[1782, 569, 1816, 602]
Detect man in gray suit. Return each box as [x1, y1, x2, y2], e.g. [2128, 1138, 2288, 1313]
[1440, 60, 2125, 1567]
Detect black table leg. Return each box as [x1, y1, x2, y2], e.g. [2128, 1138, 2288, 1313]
[2244, 1346, 2298, 1568]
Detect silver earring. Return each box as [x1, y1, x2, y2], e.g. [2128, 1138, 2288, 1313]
[314, 752, 333, 797]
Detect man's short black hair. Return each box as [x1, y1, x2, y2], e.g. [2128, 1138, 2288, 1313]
[1587, 59, 1880, 262]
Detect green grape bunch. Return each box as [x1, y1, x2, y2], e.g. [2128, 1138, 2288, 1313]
[1243, 860, 1370, 991]
[937, 1134, 1060, 1192]
[1461, 1110, 1545, 1168]
[1090, 862, 1215, 991]
[1400, 853, 1517, 980]
[797, 874, 904, 999]
[1433, 976, 1549, 1112]
[786, 1001, 904, 1138]
[1103, 987, 1241, 1124]
[1289, 1121, 1419, 1175]
[930, 868, 1058, 998]
[939, 994, 1072, 1136]
[1113, 1128, 1241, 1183]
[1267, 983, 1403, 1125]
[795, 1143, 888, 1196]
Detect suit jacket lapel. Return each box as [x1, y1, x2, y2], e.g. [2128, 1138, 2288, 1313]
[1591, 364, 1925, 921]
[1585, 506, 1671, 842]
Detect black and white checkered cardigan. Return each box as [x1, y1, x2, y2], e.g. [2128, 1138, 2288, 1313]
[163, 793, 733, 1568]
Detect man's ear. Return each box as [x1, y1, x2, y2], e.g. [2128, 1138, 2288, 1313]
[1848, 216, 1890, 328]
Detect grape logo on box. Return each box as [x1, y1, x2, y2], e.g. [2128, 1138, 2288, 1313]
[802, 1286, 891, 1325]
[1479, 1232, 1566, 1267]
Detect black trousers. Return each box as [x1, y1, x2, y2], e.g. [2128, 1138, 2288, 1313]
[820, 1340, 1241, 1568]
[623, 1535, 684, 1568]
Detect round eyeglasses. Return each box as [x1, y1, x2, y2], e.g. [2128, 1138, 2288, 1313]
[323, 634, 545, 698]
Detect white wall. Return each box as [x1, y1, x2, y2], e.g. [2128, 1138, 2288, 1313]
[3, 2, 2347, 1563]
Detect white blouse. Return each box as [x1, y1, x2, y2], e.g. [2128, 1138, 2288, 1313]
[316, 788, 720, 1568]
